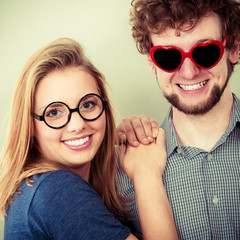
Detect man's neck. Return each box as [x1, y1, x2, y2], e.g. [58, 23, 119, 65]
[172, 90, 234, 152]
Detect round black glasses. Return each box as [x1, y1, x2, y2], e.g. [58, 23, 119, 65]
[33, 93, 108, 129]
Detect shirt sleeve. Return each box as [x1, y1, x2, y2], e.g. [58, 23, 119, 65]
[28, 170, 130, 240]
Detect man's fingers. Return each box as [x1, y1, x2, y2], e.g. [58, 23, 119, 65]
[117, 132, 127, 145]
[130, 116, 151, 145]
[150, 118, 159, 138]
[140, 115, 153, 140]
[116, 116, 159, 146]
[117, 118, 140, 147]
[140, 116, 159, 139]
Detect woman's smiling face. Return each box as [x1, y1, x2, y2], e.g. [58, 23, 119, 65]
[33, 66, 106, 180]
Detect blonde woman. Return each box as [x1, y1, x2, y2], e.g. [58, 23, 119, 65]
[0, 38, 177, 240]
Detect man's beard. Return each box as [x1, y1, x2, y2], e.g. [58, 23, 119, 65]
[162, 61, 233, 115]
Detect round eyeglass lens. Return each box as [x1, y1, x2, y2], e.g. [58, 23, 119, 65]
[44, 103, 69, 128]
[79, 94, 104, 120]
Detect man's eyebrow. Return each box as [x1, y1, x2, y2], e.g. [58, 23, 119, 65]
[154, 38, 216, 47]
[196, 38, 215, 44]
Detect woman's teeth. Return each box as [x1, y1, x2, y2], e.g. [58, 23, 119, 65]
[179, 80, 207, 91]
[64, 136, 89, 146]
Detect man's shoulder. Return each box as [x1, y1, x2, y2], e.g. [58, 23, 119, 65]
[233, 93, 240, 109]
[232, 93, 240, 123]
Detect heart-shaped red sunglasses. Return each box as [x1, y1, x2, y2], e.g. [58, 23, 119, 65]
[149, 36, 227, 73]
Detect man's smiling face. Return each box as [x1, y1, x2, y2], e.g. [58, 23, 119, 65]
[148, 13, 235, 115]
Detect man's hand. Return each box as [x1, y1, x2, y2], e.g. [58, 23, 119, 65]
[117, 115, 159, 147]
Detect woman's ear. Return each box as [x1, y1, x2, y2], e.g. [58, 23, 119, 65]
[146, 54, 157, 74]
[229, 41, 239, 64]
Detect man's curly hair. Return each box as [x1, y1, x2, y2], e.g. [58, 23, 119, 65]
[130, 0, 240, 59]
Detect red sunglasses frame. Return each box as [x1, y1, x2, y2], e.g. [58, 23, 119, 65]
[149, 36, 227, 73]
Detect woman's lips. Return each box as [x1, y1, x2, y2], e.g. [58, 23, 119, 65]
[63, 135, 92, 151]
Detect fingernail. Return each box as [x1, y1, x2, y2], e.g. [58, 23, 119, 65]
[132, 141, 140, 146]
[141, 137, 149, 143]
[147, 136, 154, 141]
[153, 130, 158, 138]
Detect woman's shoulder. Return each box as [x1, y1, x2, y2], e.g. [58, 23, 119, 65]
[31, 169, 104, 208]
[31, 170, 98, 205]
[29, 170, 130, 239]
[6, 170, 95, 218]
[33, 169, 87, 183]
[6, 170, 91, 212]
[4, 170, 92, 238]
[11, 170, 90, 202]
[5, 170, 130, 239]
[33, 169, 89, 188]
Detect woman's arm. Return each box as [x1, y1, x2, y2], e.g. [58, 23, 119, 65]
[121, 129, 178, 240]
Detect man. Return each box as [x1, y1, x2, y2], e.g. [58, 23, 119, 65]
[117, 0, 240, 239]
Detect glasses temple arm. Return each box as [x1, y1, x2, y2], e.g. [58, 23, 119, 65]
[32, 113, 44, 121]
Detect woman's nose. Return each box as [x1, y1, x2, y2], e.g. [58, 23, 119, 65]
[66, 112, 86, 132]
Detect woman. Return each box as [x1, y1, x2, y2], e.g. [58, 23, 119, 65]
[0, 38, 177, 239]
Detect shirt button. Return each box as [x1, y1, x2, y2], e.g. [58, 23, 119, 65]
[213, 196, 219, 205]
[177, 147, 182, 154]
[207, 154, 213, 161]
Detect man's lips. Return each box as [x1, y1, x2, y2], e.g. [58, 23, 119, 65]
[177, 80, 208, 91]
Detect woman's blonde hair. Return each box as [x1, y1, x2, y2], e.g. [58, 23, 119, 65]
[0, 38, 124, 219]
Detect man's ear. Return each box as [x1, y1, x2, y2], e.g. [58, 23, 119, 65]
[146, 54, 157, 74]
[229, 41, 239, 64]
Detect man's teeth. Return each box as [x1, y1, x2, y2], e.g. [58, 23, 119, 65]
[65, 136, 89, 146]
[179, 80, 207, 91]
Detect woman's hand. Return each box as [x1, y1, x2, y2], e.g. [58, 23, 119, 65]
[119, 128, 178, 240]
[120, 128, 166, 182]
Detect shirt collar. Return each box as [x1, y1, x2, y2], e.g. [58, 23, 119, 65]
[227, 93, 240, 132]
[161, 108, 180, 158]
[161, 93, 240, 157]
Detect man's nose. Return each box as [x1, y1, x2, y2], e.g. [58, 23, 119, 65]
[178, 57, 200, 79]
